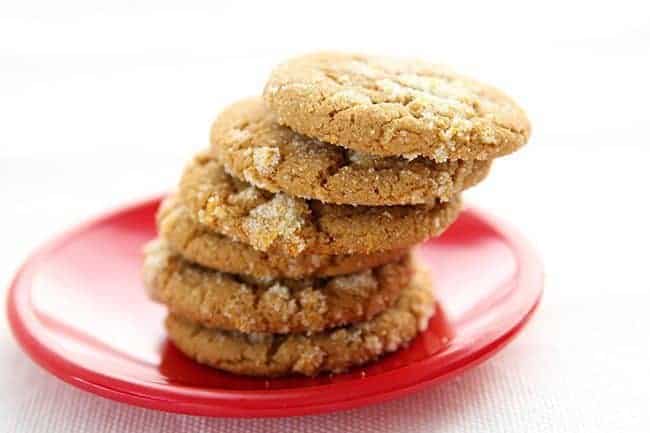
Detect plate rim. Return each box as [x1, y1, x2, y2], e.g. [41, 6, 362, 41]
[6, 196, 544, 418]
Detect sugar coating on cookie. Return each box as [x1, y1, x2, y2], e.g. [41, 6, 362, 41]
[164, 272, 436, 376]
[210, 97, 491, 205]
[144, 239, 412, 333]
[178, 152, 462, 256]
[264, 52, 530, 162]
[157, 196, 407, 279]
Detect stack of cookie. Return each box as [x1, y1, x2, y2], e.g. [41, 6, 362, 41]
[143, 52, 530, 377]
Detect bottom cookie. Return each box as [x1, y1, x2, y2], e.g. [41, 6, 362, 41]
[165, 274, 435, 377]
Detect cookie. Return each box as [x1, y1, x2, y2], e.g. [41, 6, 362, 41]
[144, 240, 411, 333]
[164, 272, 435, 376]
[157, 196, 407, 279]
[210, 97, 491, 205]
[178, 152, 462, 256]
[264, 52, 530, 162]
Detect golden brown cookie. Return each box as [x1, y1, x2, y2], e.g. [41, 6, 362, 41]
[178, 152, 462, 256]
[264, 52, 530, 162]
[144, 240, 411, 333]
[157, 196, 407, 279]
[211, 97, 491, 205]
[165, 272, 435, 376]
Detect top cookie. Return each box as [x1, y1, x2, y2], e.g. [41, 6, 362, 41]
[264, 52, 530, 162]
[211, 97, 490, 205]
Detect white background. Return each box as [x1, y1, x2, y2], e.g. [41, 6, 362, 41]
[1, 1, 649, 432]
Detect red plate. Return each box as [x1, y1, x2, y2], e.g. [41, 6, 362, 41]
[7, 197, 543, 418]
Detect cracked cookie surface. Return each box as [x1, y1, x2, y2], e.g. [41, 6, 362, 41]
[144, 240, 411, 333]
[211, 97, 491, 205]
[178, 152, 462, 256]
[164, 271, 435, 376]
[264, 52, 530, 162]
[158, 196, 407, 278]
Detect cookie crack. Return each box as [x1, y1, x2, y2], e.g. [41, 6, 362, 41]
[313, 63, 527, 140]
[264, 336, 287, 366]
[306, 201, 333, 246]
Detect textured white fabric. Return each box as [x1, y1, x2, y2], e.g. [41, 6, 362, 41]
[2, 1, 650, 431]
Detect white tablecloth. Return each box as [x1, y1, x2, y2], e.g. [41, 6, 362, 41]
[2, 1, 649, 430]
